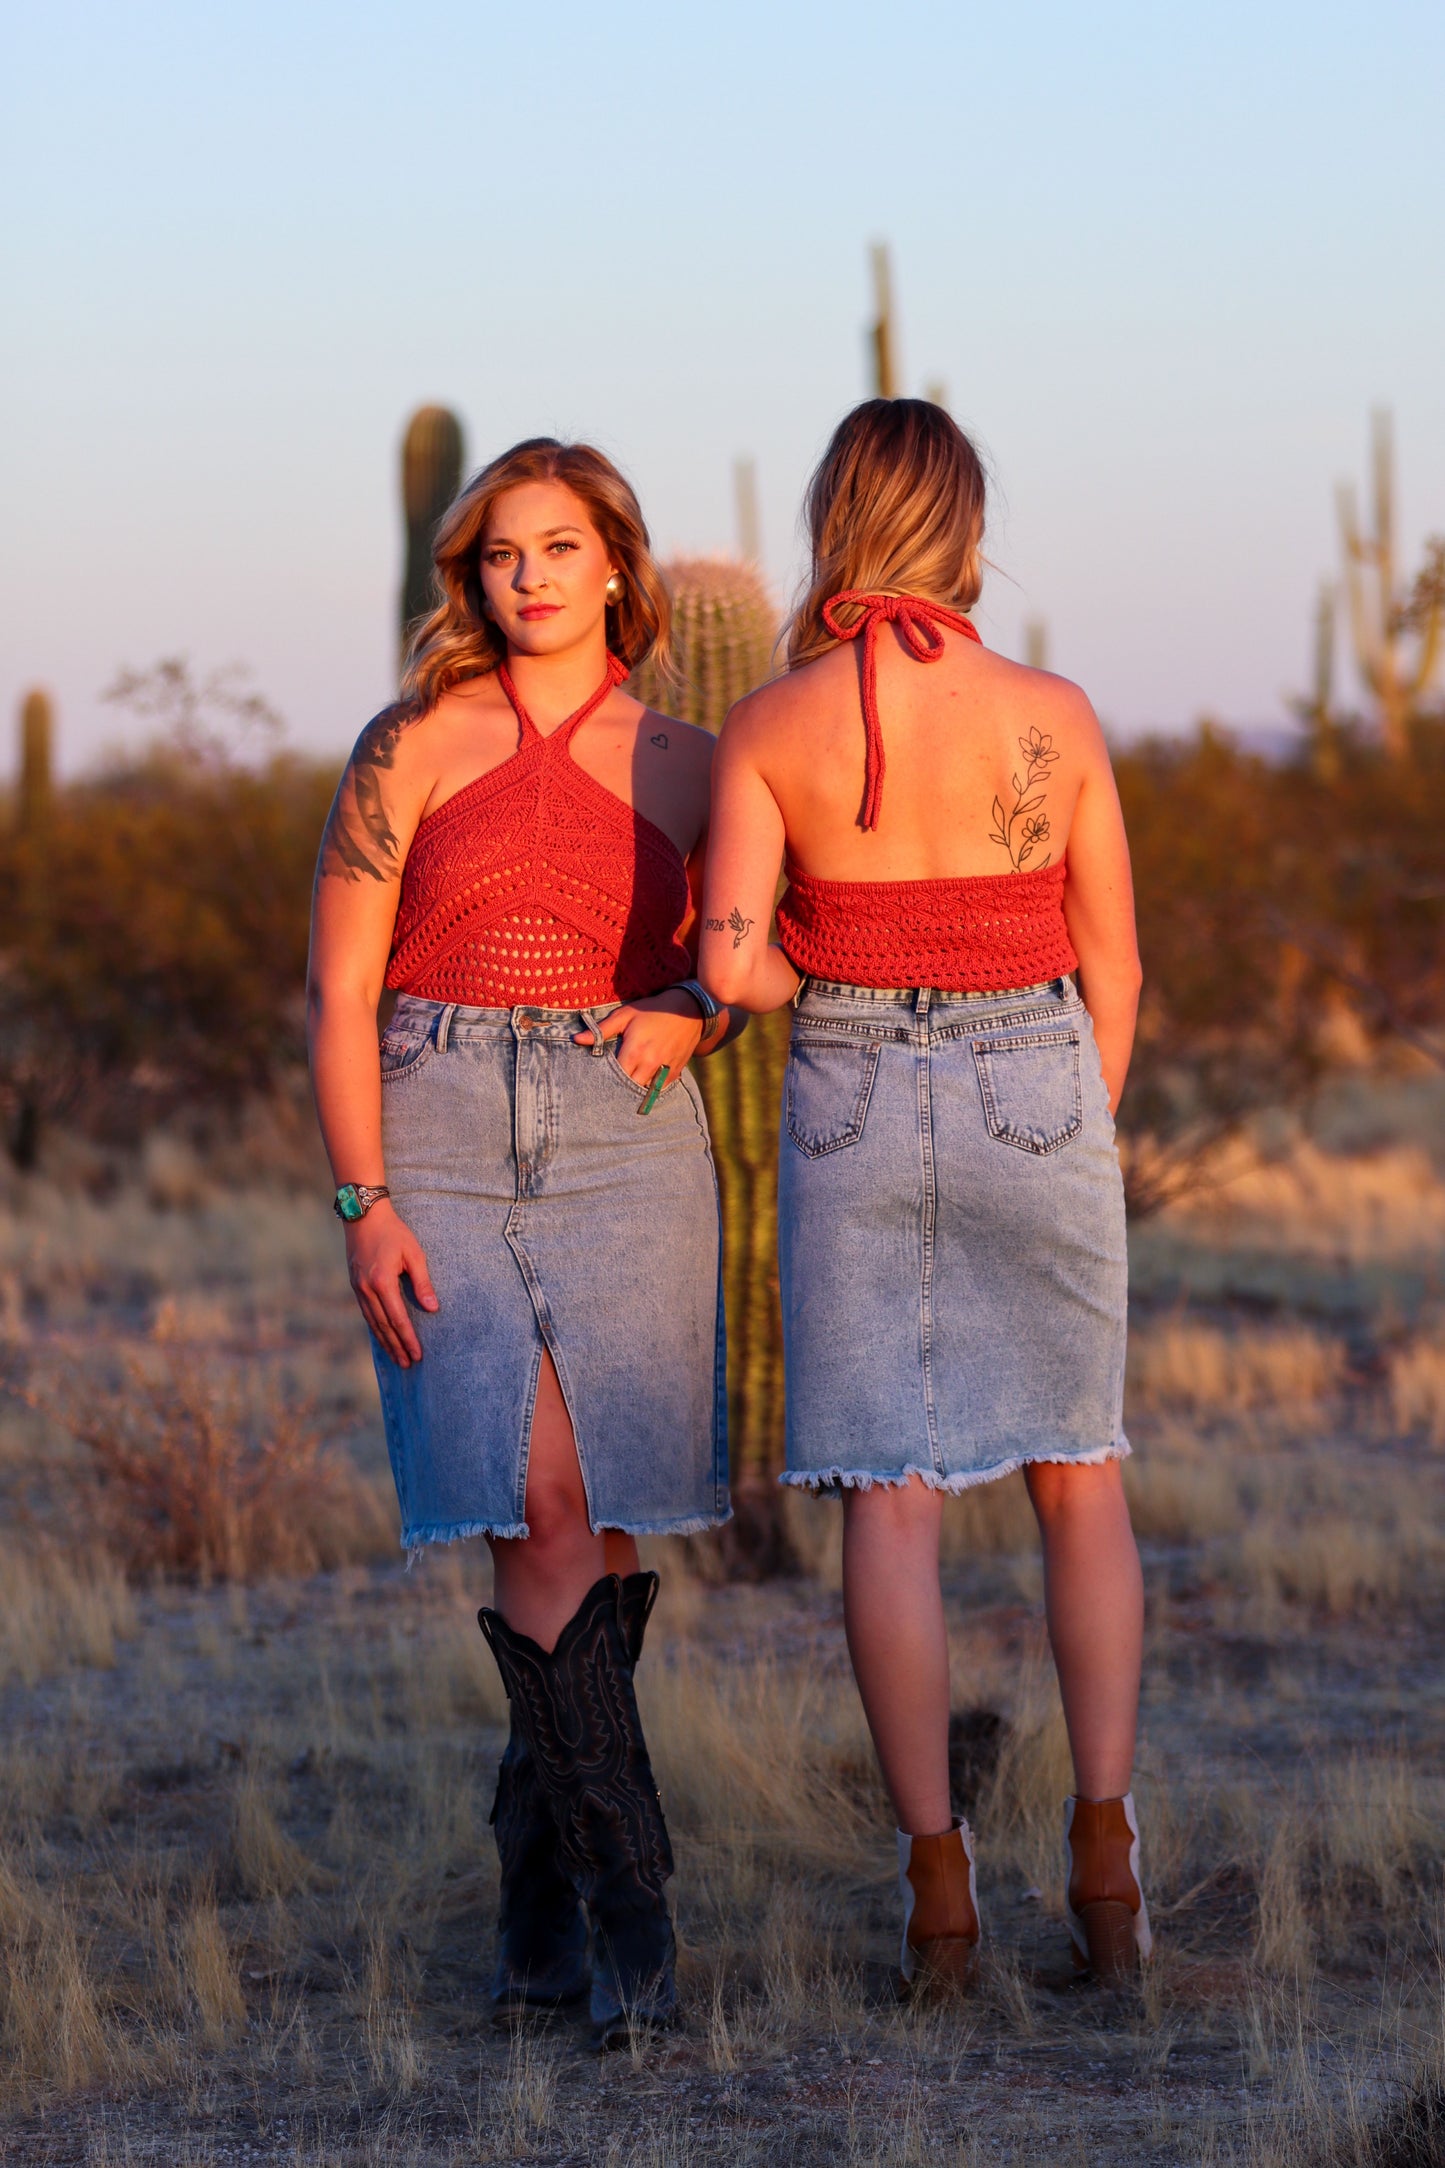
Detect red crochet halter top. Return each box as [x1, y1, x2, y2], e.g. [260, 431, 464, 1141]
[774, 592, 1079, 992]
[385, 655, 694, 1008]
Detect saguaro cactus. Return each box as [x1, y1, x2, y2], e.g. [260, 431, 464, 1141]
[1303, 583, 1340, 783]
[870, 242, 897, 399]
[17, 688, 53, 831]
[633, 559, 788, 1545]
[400, 406, 465, 652]
[1338, 411, 1442, 759]
[733, 457, 761, 563]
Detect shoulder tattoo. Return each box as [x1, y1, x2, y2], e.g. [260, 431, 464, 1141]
[318, 706, 412, 883]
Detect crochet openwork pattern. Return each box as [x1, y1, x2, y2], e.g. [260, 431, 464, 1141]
[386, 660, 692, 1009]
[777, 860, 1078, 993]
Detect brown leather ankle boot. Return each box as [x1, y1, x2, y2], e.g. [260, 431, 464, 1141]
[1064, 1793, 1152, 1982]
[896, 1819, 980, 1998]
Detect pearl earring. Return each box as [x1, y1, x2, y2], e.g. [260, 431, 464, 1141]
[605, 576, 624, 604]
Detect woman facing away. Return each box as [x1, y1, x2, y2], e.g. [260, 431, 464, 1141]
[307, 437, 740, 2047]
[701, 399, 1149, 1995]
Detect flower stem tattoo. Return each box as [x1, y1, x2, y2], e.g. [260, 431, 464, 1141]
[705, 907, 754, 948]
[317, 705, 411, 884]
[989, 724, 1059, 871]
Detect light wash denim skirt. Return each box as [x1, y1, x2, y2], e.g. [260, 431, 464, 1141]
[373, 994, 729, 1547]
[778, 976, 1129, 1493]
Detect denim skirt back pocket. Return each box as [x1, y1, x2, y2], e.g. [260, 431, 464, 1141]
[786, 1032, 883, 1158]
[971, 1029, 1082, 1155]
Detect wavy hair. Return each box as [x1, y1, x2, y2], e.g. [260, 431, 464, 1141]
[399, 437, 671, 712]
[786, 400, 987, 669]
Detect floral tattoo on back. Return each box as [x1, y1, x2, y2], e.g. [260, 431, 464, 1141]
[989, 724, 1059, 871]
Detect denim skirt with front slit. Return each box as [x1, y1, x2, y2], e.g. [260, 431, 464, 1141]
[777, 975, 1129, 1494]
[372, 993, 730, 1548]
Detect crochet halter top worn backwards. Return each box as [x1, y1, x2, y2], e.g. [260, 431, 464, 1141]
[386, 654, 694, 1010]
[774, 591, 1079, 993]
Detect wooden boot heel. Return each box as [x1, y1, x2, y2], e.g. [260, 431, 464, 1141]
[1063, 1794, 1153, 1984]
[1077, 1899, 1138, 1980]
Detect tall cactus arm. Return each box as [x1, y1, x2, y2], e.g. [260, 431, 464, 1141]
[1337, 482, 1386, 700]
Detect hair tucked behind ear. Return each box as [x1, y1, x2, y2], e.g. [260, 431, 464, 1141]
[786, 400, 987, 669]
[398, 437, 672, 714]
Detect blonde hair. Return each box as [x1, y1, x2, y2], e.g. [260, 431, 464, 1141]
[400, 437, 671, 711]
[786, 400, 987, 669]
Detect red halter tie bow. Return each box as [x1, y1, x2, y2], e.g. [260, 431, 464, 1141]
[821, 591, 982, 831]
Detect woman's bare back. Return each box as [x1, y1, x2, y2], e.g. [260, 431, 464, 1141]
[738, 626, 1104, 882]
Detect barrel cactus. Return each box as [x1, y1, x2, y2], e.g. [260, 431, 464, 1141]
[17, 688, 53, 831]
[400, 406, 465, 649]
[636, 558, 790, 1545]
[630, 555, 777, 732]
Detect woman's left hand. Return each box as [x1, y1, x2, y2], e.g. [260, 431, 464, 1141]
[574, 990, 704, 1095]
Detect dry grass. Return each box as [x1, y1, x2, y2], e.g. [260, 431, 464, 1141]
[0, 1538, 137, 1684]
[0, 1091, 1443, 2162]
[1388, 1334, 1445, 1447]
[60, 1362, 395, 1584]
[1129, 1319, 1346, 1421]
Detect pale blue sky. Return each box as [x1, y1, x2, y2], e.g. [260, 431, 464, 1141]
[3, 0, 1442, 768]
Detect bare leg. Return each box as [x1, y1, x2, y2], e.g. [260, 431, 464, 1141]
[1024, 1461, 1143, 1799]
[488, 1348, 606, 1652]
[841, 1477, 952, 1837]
[604, 1530, 641, 1578]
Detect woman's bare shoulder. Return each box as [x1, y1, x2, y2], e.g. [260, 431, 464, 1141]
[318, 697, 448, 885]
[979, 653, 1107, 758]
[633, 706, 717, 772]
[721, 648, 851, 740]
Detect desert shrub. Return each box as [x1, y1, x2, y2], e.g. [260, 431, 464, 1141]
[0, 740, 335, 1160]
[2, 667, 1442, 1213]
[1114, 714, 1445, 1210]
[61, 1361, 394, 1583]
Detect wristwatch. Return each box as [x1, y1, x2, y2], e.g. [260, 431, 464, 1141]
[674, 978, 721, 1028]
[333, 1183, 390, 1223]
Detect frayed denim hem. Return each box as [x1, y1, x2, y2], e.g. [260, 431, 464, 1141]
[779, 1437, 1131, 1497]
[402, 1517, 527, 1556]
[593, 1507, 734, 1537]
[399, 1506, 733, 1555]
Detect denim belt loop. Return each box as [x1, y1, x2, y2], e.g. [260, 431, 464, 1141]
[434, 1002, 458, 1053]
[580, 1006, 609, 1056]
[791, 975, 810, 1010]
[914, 986, 933, 1016]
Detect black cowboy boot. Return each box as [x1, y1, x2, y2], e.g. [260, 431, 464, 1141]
[486, 1573, 660, 2018]
[478, 1575, 676, 2049]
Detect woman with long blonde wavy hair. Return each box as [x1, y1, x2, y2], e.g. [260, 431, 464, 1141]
[308, 437, 741, 2047]
[701, 399, 1150, 1998]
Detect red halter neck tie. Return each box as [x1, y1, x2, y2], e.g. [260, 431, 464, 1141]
[822, 591, 982, 831]
[497, 651, 630, 746]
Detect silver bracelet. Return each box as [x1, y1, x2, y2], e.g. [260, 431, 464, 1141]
[673, 977, 721, 1027]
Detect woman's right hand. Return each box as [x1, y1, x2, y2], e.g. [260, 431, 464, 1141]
[344, 1202, 439, 1368]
